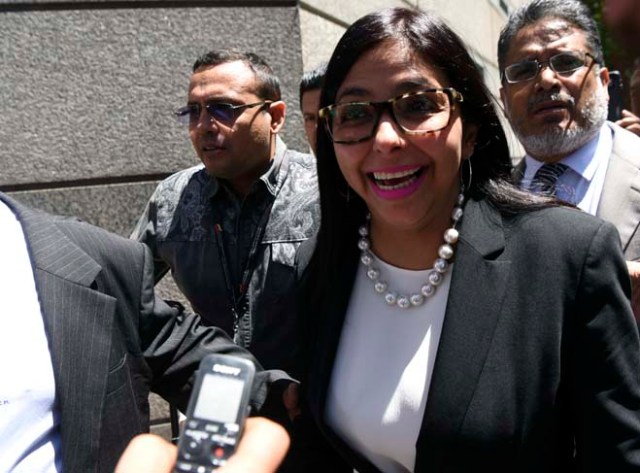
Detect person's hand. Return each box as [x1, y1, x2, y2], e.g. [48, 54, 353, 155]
[616, 110, 640, 137]
[626, 260, 640, 322]
[114, 434, 176, 473]
[114, 417, 290, 473]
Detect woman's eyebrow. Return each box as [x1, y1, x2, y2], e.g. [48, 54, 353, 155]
[336, 78, 439, 102]
[335, 86, 369, 102]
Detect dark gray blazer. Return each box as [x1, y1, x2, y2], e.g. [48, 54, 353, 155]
[294, 198, 640, 472]
[1, 193, 283, 473]
[514, 122, 640, 260]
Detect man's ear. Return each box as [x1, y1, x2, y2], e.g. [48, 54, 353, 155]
[268, 101, 286, 133]
[598, 66, 610, 102]
[462, 123, 479, 159]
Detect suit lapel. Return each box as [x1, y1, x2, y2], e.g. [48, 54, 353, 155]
[3, 195, 116, 471]
[416, 199, 511, 470]
[596, 124, 640, 255]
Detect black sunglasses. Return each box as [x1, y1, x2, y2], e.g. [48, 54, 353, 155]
[175, 100, 272, 126]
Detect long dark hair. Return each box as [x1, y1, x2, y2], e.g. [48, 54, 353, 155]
[309, 7, 552, 299]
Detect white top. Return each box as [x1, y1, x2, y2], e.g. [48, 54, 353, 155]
[522, 124, 613, 215]
[326, 254, 452, 472]
[0, 200, 61, 473]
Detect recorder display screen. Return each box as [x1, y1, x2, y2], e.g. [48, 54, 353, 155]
[193, 373, 244, 424]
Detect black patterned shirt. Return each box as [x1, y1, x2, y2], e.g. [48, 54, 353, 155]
[132, 138, 320, 372]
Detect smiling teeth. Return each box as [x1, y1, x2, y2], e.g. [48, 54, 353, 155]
[371, 167, 421, 191]
[378, 179, 416, 190]
[372, 168, 419, 180]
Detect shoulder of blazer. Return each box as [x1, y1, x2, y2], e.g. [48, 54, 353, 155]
[609, 121, 640, 169]
[1, 192, 145, 287]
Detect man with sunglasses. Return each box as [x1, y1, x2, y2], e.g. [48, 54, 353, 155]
[132, 50, 319, 378]
[498, 0, 640, 320]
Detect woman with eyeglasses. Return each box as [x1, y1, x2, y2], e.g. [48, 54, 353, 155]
[288, 7, 640, 472]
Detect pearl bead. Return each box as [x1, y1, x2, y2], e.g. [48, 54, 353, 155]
[366, 268, 379, 280]
[434, 258, 448, 273]
[452, 207, 464, 221]
[410, 294, 425, 306]
[438, 244, 454, 260]
[385, 292, 397, 305]
[358, 238, 370, 251]
[421, 284, 435, 297]
[359, 225, 368, 236]
[428, 271, 443, 286]
[397, 296, 411, 309]
[361, 253, 372, 266]
[444, 228, 459, 244]
[374, 281, 387, 293]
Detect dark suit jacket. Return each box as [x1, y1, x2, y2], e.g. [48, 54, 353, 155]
[514, 122, 640, 260]
[1, 193, 285, 473]
[294, 198, 640, 472]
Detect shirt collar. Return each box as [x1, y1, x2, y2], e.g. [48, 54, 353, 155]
[262, 135, 288, 196]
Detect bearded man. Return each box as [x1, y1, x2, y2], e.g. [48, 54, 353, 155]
[498, 0, 640, 320]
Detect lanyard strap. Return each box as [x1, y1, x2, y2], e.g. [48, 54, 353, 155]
[213, 202, 272, 341]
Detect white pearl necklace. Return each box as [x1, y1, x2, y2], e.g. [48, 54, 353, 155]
[358, 190, 465, 309]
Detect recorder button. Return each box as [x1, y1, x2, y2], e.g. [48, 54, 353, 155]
[175, 461, 195, 472]
[213, 446, 225, 459]
[225, 423, 239, 434]
[186, 439, 202, 454]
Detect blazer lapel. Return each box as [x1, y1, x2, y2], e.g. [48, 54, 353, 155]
[5, 196, 116, 471]
[596, 124, 640, 256]
[416, 199, 511, 471]
[306, 243, 380, 471]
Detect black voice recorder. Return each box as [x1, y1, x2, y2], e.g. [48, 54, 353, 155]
[175, 354, 256, 472]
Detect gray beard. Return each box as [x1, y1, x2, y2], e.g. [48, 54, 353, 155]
[515, 88, 609, 159]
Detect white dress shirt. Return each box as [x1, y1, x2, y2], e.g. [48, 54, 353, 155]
[0, 200, 61, 473]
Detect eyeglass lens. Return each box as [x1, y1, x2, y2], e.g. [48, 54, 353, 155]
[327, 91, 451, 143]
[176, 103, 239, 126]
[505, 52, 587, 83]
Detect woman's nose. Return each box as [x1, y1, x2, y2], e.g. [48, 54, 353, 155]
[372, 112, 405, 154]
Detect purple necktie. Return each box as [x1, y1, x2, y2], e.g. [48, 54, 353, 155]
[531, 163, 568, 196]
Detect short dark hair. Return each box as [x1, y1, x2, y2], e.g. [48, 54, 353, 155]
[299, 62, 327, 108]
[497, 0, 604, 77]
[192, 50, 281, 101]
